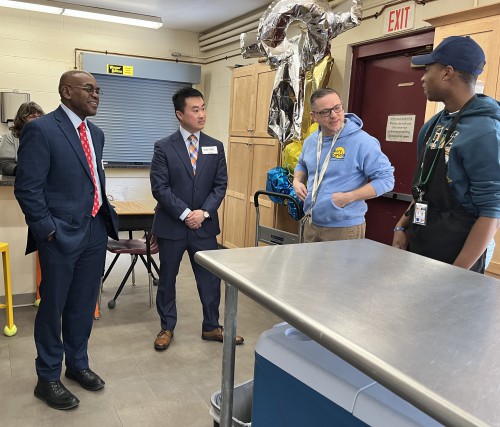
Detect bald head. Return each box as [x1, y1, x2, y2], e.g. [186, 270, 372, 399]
[58, 70, 94, 97]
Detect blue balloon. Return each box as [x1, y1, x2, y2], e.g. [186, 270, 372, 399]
[266, 167, 304, 220]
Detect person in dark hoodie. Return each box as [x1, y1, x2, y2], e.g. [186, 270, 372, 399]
[392, 36, 500, 273]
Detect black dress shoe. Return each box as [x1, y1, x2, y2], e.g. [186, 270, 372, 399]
[34, 380, 79, 410]
[65, 368, 105, 391]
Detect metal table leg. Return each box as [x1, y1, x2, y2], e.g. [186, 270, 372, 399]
[220, 281, 238, 426]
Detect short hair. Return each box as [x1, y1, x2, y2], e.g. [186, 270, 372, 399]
[310, 88, 341, 108]
[456, 70, 477, 86]
[58, 70, 93, 97]
[435, 62, 477, 86]
[172, 87, 204, 113]
[10, 101, 44, 138]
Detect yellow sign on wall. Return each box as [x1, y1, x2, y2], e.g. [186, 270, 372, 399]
[106, 64, 134, 76]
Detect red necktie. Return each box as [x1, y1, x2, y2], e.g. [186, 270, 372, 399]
[78, 122, 100, 217]
[188, 134, 198, 175]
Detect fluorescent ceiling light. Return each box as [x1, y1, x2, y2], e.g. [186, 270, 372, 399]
[0, 0, 163, 29]
[0, 0, 62, 14]
[62, 8, 162, 29]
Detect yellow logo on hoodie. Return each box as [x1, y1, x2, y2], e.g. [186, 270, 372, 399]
[332, 147, 345, 159]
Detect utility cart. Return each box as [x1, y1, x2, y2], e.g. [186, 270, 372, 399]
[253, 190, 303, 246]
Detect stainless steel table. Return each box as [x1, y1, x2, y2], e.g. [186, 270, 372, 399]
[195, 239, 500, 427]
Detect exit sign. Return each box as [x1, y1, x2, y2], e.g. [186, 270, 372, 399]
[383, 3, 415, 35]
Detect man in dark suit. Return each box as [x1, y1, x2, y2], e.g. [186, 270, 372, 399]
[150, 87, 243, 351]
[15, 70, 119, 410]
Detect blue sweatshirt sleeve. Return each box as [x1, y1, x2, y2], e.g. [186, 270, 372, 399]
[359, 135, 395, 196]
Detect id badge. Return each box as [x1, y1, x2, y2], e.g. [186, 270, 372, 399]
[413, 201, 428, 226]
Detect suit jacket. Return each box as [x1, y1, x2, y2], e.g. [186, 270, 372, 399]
[150, 130, 227, 240]
[14, 106, 119, 254]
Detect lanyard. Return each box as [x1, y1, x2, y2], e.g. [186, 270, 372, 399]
[417, 95, 476, 187]
[310, 125, 344, 209]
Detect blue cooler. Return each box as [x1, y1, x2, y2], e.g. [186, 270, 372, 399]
[252, 323, 373, 426]
[252, 324, 443, 427]
[353, 384, 442, 427]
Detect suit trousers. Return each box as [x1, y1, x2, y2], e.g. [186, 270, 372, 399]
[157, 231, 220, 332]
[35, 212, 107, 382]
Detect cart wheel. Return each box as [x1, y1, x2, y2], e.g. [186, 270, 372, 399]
[108, 300, 116, 309]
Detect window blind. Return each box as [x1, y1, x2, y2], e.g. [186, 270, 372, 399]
[90, 75, 188, 166]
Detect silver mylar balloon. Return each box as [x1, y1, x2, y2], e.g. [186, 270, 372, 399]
[241, 0, 363, 145]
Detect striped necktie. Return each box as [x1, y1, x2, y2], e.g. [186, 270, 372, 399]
[188, 134, 198, 175]
[78, 122, 100, 216]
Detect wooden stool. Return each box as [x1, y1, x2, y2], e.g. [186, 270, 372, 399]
[0, 242, 17, 336]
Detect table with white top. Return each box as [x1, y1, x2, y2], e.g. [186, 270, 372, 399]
[194, 239, 500, 427]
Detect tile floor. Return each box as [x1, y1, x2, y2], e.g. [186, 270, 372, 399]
[0, 250, 282, 426]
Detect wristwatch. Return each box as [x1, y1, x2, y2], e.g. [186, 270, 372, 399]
[203, 210, 210, 219]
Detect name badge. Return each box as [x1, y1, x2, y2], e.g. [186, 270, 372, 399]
[413, 201, 428, 226]
[202, 146, 218, 154]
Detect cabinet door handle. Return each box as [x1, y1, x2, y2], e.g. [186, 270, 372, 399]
[247, 128, 252, 132]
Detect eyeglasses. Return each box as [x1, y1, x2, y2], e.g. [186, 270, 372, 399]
[313, 103, 343, 117]
[66, 85, 103, 96]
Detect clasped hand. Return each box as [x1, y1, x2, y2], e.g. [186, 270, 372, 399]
[185, 210, 204, 229]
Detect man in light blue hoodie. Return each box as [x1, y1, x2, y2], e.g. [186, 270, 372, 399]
[293, 88, 395, 242]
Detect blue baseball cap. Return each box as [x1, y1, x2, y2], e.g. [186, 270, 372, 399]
[411, 36, 485, 76]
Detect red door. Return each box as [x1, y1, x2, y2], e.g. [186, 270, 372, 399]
[349, 31, 434, 245]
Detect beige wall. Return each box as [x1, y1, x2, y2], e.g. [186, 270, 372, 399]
[1, 0, 499, 298]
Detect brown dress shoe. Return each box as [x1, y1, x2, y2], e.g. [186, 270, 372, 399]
[154, 329, 173, 350]
[202, 326, 244, 345]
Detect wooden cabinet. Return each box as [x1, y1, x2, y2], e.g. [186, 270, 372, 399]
[223, 63, 282, 248]
[223, 137, 279, 248]
[229, 64, 277, 138]
[425, 4, 500, 275]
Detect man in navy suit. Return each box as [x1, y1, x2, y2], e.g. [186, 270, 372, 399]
[15, 70, 119, 410]
[150, 87, 243, 351]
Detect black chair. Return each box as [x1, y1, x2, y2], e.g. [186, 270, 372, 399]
[103, 235, 160, 309]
